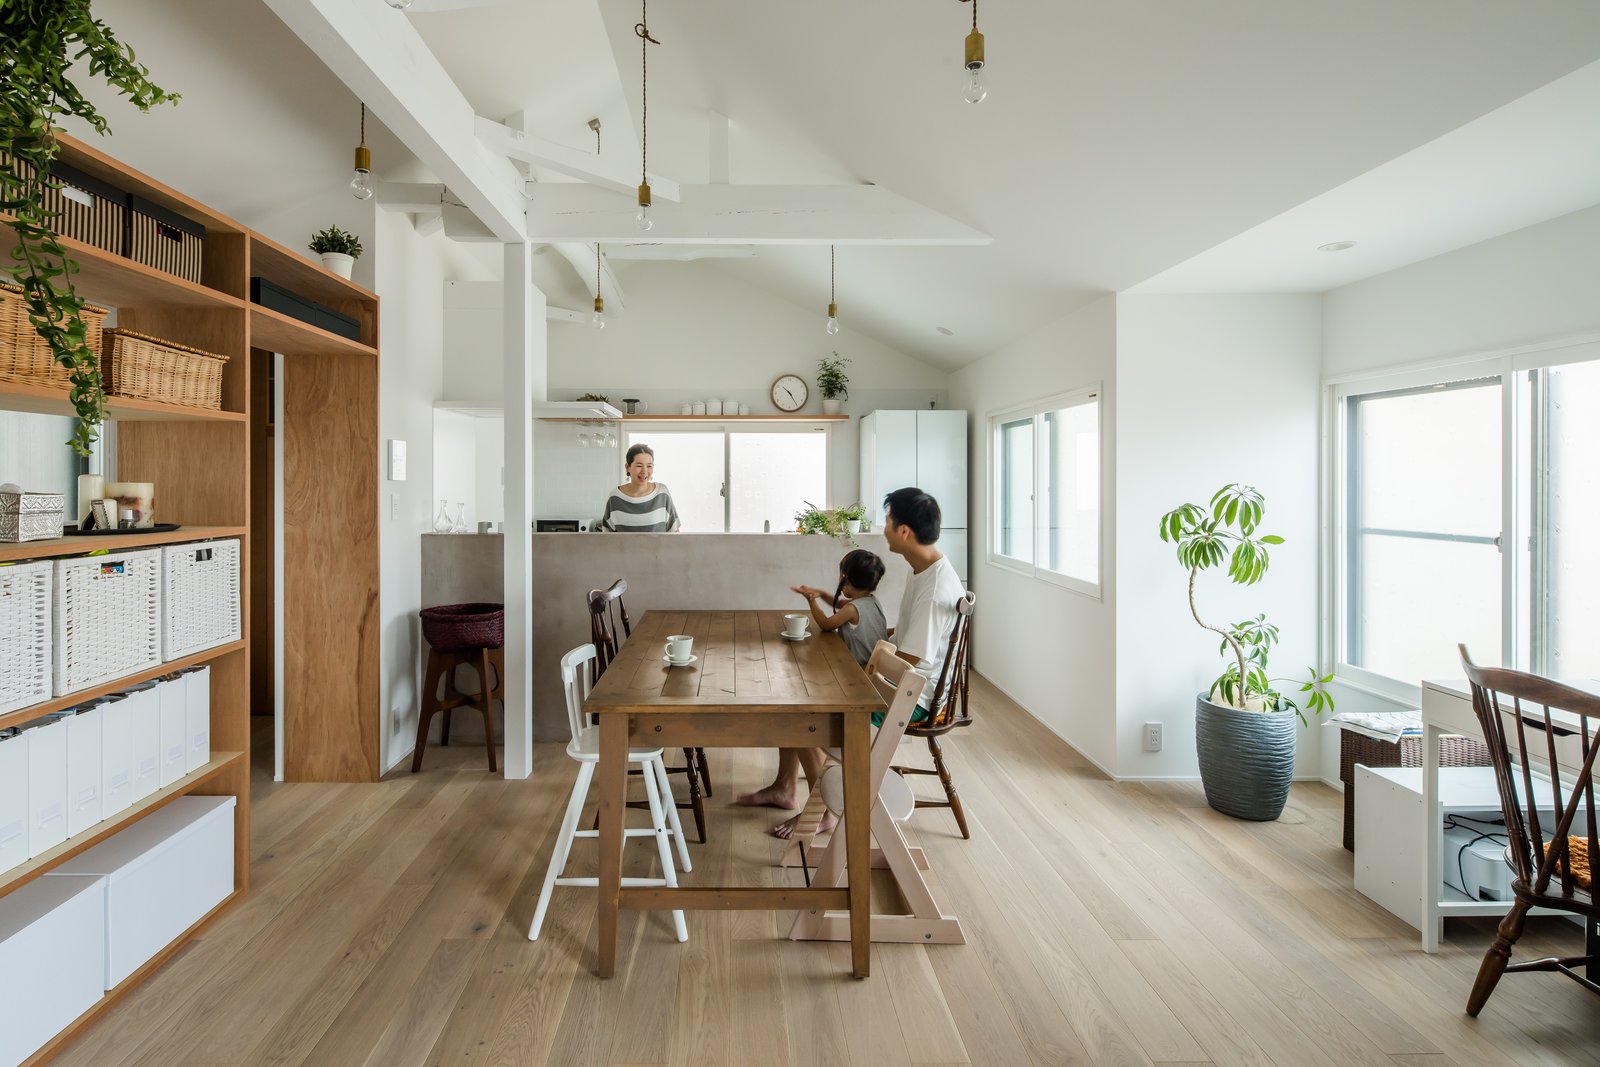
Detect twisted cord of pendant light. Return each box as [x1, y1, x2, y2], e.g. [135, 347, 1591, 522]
[635, 0, 660, 184]
[595, 245, 602, 296]
[359, 102, 366, 147]
[830, 245, 836, 305]
[960, 0, 977, 30]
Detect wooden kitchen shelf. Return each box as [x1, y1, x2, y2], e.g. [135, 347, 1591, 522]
[0, 525, 246, 563]
[0, 216, 244, 311]
[0, 639, 247, 733]
[0, 379, 247, 423]
[249, 304, 376, 359]
[541, 413, 850, 423]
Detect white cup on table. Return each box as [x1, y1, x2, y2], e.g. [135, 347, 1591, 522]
[665, 634, 694, 663]
[783, 614, 809, 638]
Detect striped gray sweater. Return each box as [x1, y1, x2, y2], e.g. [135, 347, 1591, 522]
[601, 484, 681, 532]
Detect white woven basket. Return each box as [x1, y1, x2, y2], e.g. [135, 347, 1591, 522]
[161, 538, 240, 660]
[0, 559, 53, 713]
[53, 549, 163, 696]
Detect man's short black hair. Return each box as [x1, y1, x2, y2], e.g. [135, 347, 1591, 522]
[883, 487, 941, 545]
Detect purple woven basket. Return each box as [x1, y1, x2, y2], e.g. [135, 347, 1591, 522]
[420, 603, 504, 652]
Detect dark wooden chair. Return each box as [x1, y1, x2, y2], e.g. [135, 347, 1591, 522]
[892, 590, 976, 839]
[588, 579, 711, 842]
[1459, 644, 1599, 1017]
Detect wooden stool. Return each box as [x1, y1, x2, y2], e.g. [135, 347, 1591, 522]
[413, 645, 504, 773]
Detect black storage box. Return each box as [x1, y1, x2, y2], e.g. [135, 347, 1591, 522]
[127, 194, 205, 282]
[250, 277, 363, 342]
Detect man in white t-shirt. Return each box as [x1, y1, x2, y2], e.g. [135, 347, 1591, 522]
[880, 487, 965, 720]
[737, 487, 964, 840]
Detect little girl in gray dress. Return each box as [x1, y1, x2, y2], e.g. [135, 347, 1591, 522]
[789, 549, 888, 666]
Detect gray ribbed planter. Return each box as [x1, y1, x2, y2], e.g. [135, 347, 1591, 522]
[1195, 694, 1296, 821]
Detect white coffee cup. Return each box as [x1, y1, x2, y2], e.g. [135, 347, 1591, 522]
[783, 614, 809, 638]
[665, 634, 694, 663]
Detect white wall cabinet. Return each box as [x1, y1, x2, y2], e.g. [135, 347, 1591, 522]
[860, 409, 968, 579]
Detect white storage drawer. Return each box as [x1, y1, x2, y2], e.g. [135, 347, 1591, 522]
[48, 794, 235, 989]
[26, 717, 66, 858]
[0, 730, 26, 874]
[53, 549, 162, 696]
[0, 874, 106, 1067]
[161, 539, 240, 660]
[0, 558, 52, 715]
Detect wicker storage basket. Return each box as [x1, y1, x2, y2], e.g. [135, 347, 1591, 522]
[0, 490, 66, 543]
[0, 559, 54, 714]
[1339, 730, 1492, 851]
[0, 282, 109, 390]
[160, 539, 240, 660]
[127, 195, 204, 283]
[53, 548, 163, 696]
[419, 603, 504, 652]
[102, 329, 228, 410]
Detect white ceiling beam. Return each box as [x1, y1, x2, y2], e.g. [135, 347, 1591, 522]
[547, 243, 627, 313]
[374, 181, 446, 213]
[708, 112, 730, 184]
[476, 116, 681, 202]
[403, 0, 513, 11]
[262, 0, 525, 242]
[412, 212, 444, 236]
[546, 306, 586, 324]
[607, 245, 756, 261]
[524, 184, 992, 245]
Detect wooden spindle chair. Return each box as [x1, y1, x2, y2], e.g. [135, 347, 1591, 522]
[892, 590, 977, 838]
[588, 580, 711, 842]
[1459, 645, 1599, 1017]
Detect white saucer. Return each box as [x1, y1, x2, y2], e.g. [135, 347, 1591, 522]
[662, 654, 698, 667]
[780, 631, 810, 642]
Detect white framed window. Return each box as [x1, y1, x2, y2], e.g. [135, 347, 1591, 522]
[988, 386, 1101, 596]
[625, 423, 830, 533]
[1330, 339, 1600, 696]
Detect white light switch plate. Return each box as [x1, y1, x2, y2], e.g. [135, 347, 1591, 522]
[387, 439, 407, 481]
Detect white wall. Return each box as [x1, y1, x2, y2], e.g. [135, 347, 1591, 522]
[1324, 204, 1600, 378]
[1115, 294, 1323, 779]
[372, 209, 499, 772]
[949, 296, 1120, 773]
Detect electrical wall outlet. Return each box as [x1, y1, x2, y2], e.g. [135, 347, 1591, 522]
[389, 493, 399, 520]
[1143, 721, 1163, 752]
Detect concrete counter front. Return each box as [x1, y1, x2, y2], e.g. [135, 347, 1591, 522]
[421, 532, 909, 741]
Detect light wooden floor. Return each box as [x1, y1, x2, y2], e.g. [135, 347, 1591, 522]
[51, 674, 1600, 1067]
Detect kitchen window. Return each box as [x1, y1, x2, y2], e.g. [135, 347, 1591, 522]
[988, 387, 1101, 596]
[1332, 343, 1600, 694]
[625, 425, 829, 533]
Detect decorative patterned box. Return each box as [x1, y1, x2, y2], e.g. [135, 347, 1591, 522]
[0, 491, 65, 543]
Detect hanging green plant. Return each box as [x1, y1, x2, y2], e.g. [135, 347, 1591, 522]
[1, 2, 179, 455]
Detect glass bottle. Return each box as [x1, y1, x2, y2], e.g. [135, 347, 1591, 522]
[451, 502, 468, 533]
[433, 498, 452, 533]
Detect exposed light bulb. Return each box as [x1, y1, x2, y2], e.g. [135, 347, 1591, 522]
[350, 169, 373, 201]
[636, 181, 653, 232]
[963, 67, 987, 104]
[826, 301, 839, 336]
[592, 295, 606, 329]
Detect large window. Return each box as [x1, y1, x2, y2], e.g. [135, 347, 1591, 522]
[989, 387, 1101, 595]
[625, 425, 828, 533]
[1335, 345, 1600, 691]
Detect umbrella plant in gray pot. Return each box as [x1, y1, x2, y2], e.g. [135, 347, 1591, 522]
[1159, 484, 1333, 820]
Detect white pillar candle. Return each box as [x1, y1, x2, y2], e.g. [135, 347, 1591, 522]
[76, 474, 103, 525]
[105, 481, 155, 528]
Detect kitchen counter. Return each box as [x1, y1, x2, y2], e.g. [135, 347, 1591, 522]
[421, 531, 909, 741]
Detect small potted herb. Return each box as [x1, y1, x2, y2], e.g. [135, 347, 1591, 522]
[817, 353, 850, 415]
[838, 502, 866, 534]
[309, 226, 364, 279]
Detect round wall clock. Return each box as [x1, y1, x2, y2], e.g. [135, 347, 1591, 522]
[771, 374, 809, 412]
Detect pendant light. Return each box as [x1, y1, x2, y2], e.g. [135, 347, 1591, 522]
[592, 246, 606, 329]
[384, 0, 413, 8]
[350, 102, 374, 200]
[825, 245, 840, 336]
[961, 0, 987, 104]
[635, 0, 660, 231]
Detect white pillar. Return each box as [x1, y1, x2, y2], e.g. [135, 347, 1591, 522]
[501, 241, 545, 779]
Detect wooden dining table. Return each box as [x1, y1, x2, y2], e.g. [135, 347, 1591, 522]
[585, 609, 884, 978]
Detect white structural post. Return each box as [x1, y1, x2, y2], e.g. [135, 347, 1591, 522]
[502, 241, 545, 779]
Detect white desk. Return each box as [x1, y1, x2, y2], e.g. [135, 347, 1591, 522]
[1419, 677, 1598, 952]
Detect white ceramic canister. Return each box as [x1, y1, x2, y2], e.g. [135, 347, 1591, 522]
[692, 402, 706, 416]
[706, 400, 723, 416]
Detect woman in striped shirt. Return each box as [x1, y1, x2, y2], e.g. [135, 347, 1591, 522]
[600, 443, 682, 532]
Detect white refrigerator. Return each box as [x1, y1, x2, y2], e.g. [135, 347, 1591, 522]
[859, 409, 968, 580]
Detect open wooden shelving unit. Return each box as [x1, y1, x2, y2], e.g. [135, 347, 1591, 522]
[0, 131, 378, 1065]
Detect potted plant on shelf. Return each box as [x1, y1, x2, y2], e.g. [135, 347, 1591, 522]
[794, 501, 858, 546]
[1158, 484, 1333, 821]
[309, 226, 363, 279]
[0, 2, 179, 456]
[838, 502, 866, 534]
[817, 353, 850, 416]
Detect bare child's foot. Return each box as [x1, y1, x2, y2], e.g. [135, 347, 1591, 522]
[735, 783, 799, 809]
[771, 810, 837, 840]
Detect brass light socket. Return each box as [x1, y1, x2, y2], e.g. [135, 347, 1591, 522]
[637, 181, 652, 208]
[353, 144, 372, 173]
[594, 295, 605, 314]
[827, 302, 838, 319]
[965, 28, 985, 70]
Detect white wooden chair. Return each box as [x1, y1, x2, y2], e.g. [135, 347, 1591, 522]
[787, 641, 965, 945]
[529, 644, 691, 942]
